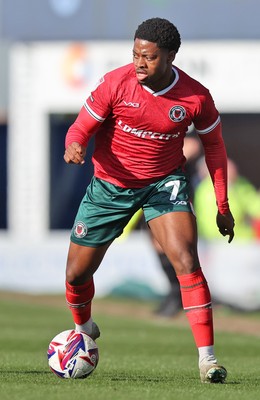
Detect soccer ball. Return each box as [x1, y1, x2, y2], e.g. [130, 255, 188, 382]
[47, 329, 99, 379]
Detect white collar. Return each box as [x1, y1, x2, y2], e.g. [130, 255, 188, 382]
[142, 67, 179, 96]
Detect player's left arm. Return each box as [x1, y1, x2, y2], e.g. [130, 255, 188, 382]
[198, 122, 235, 243]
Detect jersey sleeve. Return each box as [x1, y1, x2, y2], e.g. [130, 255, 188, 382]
[198, 122, 230, 214]
[65, 74, 113, 148]
[84, 74, 113, 121]
[193, 89, 220, 134]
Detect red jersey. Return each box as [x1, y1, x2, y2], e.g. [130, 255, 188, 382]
[66, 63, 229, 213]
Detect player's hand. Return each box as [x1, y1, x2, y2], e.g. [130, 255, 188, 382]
[64, 142, 86, 165]
[216, 210, 235, 243]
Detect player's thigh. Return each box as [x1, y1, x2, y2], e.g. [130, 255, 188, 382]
[66, 240, 113, 284]
[148, 211, 200, 274]
[71, 177, 140, 247]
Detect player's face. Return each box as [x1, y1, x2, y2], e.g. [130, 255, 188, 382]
[133, 39, 176, 91]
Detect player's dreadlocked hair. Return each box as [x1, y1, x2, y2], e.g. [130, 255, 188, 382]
[134, 18, 181, 53]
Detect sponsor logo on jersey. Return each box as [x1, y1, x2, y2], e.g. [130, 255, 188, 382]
[169, 105, 186, 122]
[118, 120, 180, 140]
[123, 100, 140, 108]
[74, 221, 88, 238]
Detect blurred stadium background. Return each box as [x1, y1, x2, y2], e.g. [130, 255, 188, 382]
[0, 0, 260, 310]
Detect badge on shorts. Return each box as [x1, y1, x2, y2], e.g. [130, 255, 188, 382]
[74, 221, 88, 238]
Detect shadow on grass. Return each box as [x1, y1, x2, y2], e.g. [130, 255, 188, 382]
[0, 370, 50, 375]
[0, 370, 249, 386]
[94, 371, 247, 386]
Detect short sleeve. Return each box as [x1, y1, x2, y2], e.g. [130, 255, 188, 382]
[193, 90, 220, 134]
[84, 74, 113, 121]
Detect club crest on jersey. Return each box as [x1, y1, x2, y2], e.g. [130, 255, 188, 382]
[74, 221, 88, 238]
[169, 105, 186, 122]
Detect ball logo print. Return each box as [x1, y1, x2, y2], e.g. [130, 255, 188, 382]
[74, 221, 88, 238]
[169, 105, 186, 122]
[47, 330, 99, 379]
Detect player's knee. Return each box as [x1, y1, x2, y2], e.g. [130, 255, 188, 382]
[170, 248, 200, 275]
[65, 263, 88, 286]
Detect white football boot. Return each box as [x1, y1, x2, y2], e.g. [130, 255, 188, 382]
[89, 322, 100, 341]
[199, 355, 227, 383]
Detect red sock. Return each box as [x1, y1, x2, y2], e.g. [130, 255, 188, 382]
[177, 268, 214, 348]
[66, 279, 95, 325]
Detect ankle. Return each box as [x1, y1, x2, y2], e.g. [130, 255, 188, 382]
[198, 346, 217, 366]
[75, 317, 93, 335]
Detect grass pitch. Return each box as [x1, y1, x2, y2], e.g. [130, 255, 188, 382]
[0, 293, 260, 400]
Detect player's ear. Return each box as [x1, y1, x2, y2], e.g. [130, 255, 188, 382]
[168, 50, 176, 63]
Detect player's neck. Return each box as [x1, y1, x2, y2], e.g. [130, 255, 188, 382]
[149, 69, 175, 92]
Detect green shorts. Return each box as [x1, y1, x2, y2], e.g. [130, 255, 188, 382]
[71, 170, 194, 247]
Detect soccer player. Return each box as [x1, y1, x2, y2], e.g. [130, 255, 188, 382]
[63, 18, 235, 383]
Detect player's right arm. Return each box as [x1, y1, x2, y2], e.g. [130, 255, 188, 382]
[64, 141, 87, 165]
[64, 74, 112, 165]
[64, 104, 103, 165]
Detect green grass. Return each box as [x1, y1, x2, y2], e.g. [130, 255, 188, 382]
[0, 294, 260, 400]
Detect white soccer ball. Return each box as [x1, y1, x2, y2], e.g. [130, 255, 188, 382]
[47, 329, 99, 379]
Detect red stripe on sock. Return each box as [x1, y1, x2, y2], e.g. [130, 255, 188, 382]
[177, 268, 214, 347]
[66, 279, 95, 324]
